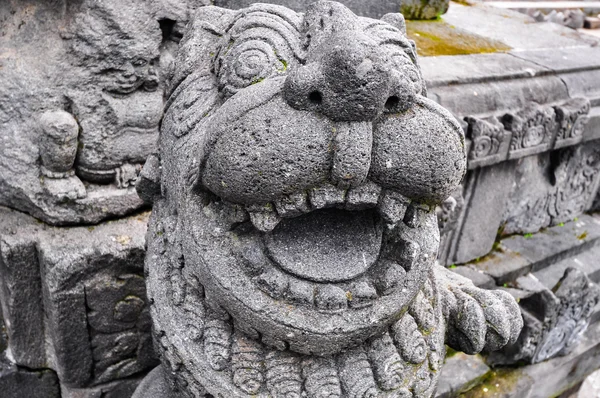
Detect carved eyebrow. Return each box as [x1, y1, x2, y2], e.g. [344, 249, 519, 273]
[363, 23, 417, 65]
[221, 10, 306, 62]
[363, 21, 400, 33]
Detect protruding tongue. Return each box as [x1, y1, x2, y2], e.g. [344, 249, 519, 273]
[264, 209, 382, 283]
[331, 121, 373, 189]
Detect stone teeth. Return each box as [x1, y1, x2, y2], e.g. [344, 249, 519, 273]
[222, 202, 250, 224]
[254, 269, 289, 299]
[377, 190, 410, 225]
[315, 285, 348, 312]
[348, 281, 378, 309]
[309, 183, 346, 209]
[345, 181, 381, 211]
[274, 192, 310, 218]
[403, 202, 430, 229]
[394, 240, 421, 271]
[247, 204, 281, 232]
[286, 279, 315, 306]
[377, 260, 408, 295]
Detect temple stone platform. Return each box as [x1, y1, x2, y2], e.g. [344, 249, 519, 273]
[412, 2, 600, 396]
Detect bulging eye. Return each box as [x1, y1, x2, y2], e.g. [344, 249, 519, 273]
[133, 59, 147, 67]
[212, 8, 304, 99]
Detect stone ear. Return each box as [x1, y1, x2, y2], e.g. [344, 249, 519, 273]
[381, 13, 407, 35]
[166, 6, 235, 99]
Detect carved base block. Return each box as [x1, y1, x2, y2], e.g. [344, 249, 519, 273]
[0, 207, 158, 390]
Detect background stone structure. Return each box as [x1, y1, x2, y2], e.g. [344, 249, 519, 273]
[1, 0, 600, 396]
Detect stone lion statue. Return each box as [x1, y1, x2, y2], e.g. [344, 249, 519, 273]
[136, 2, 523, 397]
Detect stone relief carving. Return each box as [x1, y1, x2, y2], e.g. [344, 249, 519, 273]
[85, 273, 156, 384]
[436, 186, 465, 264]
[490, 268, 600, 365]
[0, 208, 158, 391]
[503, 142, 600, 234]
[65, 1, 163, 188]
[464, 116, 511, 169]
[554, 98, 591, 149]
[504, 102, 558, 159]
[135, 2, 522, 397]
[0, 0, 167, 225]
[461, 98, 591, 171]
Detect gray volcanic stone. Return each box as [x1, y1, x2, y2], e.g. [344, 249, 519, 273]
[0, 361, 60, 398]
[136, 2, 522, 397]
[0, 207, 158, 390]
[435, 353, 490, 398]
[469, 320, 600, 398]
[0, 0, 213, 225]
[488, 268, 600, 366]
[451, 161, 516, 265]
[216, 0, 449, 19]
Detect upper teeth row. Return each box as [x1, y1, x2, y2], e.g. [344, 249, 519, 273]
[229, 182, 430, 232]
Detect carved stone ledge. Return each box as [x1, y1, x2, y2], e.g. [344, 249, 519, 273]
[465, 116, 511, 169]
[461, 98, 592, 170]
[489, 268, 600, 365]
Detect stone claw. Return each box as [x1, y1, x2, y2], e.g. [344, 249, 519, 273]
[436, 265, 523, 355]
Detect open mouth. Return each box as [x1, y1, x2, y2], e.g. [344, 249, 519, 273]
[108, 79, 143, 95]
[265, 208, 382, 283]
[184, 180, 439, 355]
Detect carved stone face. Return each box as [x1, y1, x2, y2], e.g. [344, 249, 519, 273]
[67, 1, 163, 180]
[148, 1, 467, 396]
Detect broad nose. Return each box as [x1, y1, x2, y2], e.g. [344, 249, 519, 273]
[284, 33, 414, 122]
[121, 62, 136, 77]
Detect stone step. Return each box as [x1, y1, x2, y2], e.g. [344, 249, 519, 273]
[585, 17, 600, 30]
[533, 243, 600, 288]
[470, 213, 600, 284]
[462, 320, 600, 397]
[436, 353, 490, 397]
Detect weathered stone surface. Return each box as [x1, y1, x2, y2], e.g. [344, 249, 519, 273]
[503, 142, 600, 235]
[136, 2, 522, 397]
[0, 206, 158, 389]
[216, 0, 449, 19]
[61, 374, 146, 398]
[435, 353, 490, 398]
[501, 213, 600, 273]
[450, 161, 516, 265]
[578, 368, 600, 398]
[0, 231, 47, 369]
[437, 186, 465, 264]
[490, 268, 600, 365]
[442, 3, 597, 51]
[0, 0, 209, 226]
[466, 320, 600, 398]
[470, 213, 600, 287]
[450, 266, 496, 289]
[534, 243, 600, 289]
[0, 360, 60, 398]
[131, 366, 177, 398]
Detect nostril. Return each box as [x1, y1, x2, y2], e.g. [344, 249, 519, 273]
[385, 96, 400, 111]
[309, 91, 323, 105]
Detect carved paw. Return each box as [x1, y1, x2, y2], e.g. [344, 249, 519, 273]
[42, 174, 87, 201]
[116, 163, 142, 189]
[435, 265, 523, 354]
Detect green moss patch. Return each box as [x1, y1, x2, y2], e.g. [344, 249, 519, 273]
[406, 20, 511, 56]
